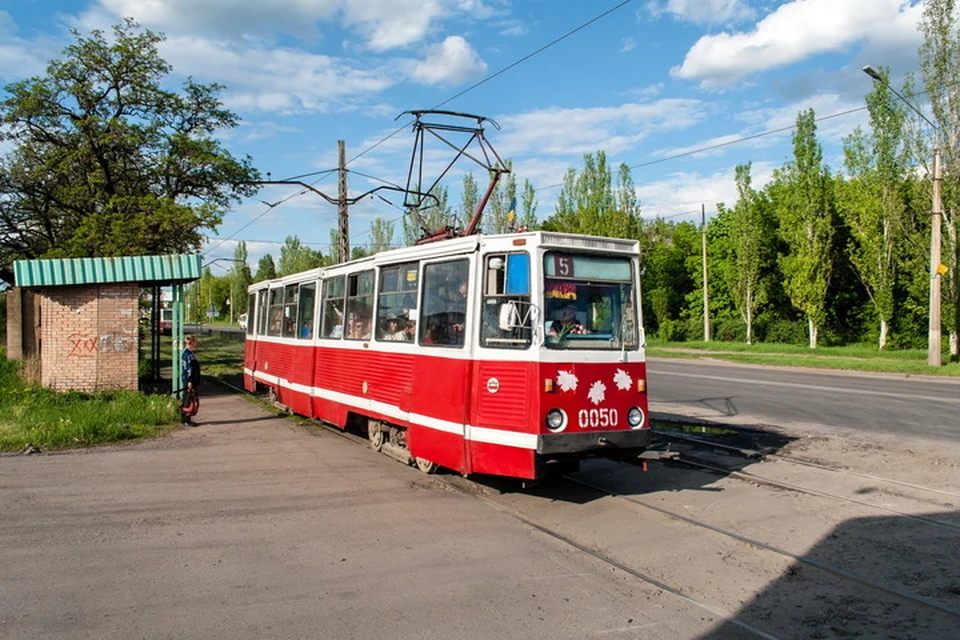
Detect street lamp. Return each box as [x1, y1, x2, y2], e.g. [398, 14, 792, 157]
[863, 65, 943, 367]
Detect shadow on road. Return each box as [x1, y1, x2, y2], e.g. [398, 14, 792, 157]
[701, 512, 960, 638]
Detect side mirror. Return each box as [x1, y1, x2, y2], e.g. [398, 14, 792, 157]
[498, 301, 519, 331]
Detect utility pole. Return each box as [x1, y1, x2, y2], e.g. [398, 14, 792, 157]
[702, 204, 711, 342]
[930, 145, 943, 366]
[338, 140, 349, 264]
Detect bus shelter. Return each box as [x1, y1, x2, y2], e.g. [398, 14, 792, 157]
[10, 254, 201, 393]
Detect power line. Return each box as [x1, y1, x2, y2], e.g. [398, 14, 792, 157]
[347, 0, 637, 165]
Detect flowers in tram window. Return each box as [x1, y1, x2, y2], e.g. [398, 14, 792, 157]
[613, 368, 632, 391]
[556, 370, 578, 392]
[588, 381, 607, 406]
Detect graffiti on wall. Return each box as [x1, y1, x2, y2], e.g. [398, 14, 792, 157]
[68, 333, 98, 358]
[67, 333, 136, 357]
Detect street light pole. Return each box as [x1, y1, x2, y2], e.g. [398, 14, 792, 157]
[863, 65, 942, 367]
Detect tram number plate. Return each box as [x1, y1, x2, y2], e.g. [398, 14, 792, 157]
[578, 408, 618, 428]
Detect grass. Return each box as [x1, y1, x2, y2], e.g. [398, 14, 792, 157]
[0, 333, 247, 453]
[646, 339, 960, 376]
[0, 351, 180, 452]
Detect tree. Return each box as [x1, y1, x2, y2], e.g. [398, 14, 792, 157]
[518, 179, 538, 230]
[542, 151, 641, 239]
[837, 68, 908, 350]
[483, 162, 518, 234]
[277, 235, 325, 276]
[254, 254, 277, 282]
[402, 184, 452, 245]
[459, 171, 479, 229]
[716, 163, 768, 344]
[367, 217, 395, 253]
[773, 109, 835, 348]
[229, 241, 253, 322]
[0, 19, 259, 265]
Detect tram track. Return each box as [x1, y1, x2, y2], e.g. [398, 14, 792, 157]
[218, 381, 960, 637]
[651, 428, 960, 534]
[223, 383, 780, 637]
[566, 470, 960, 620]
[654, 425, 960, 501]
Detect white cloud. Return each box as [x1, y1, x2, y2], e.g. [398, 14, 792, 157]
[97, 0, 492, 51]
[497, 99, 708, 158]
[100, 0, 338, 40]
[409, 36, 487, 86]
[341, 0, 494, 51]
[636, 162, 777, 220]
[672, 0, 923, 89]
[157, 35, 395, 114]
[0, 12, 61, 82]
[646, 0, 756, 25]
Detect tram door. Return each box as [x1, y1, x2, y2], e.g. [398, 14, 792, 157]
[408, 258, 472, 473]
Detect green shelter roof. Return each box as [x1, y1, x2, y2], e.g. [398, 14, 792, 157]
[14, 254, 202, 288]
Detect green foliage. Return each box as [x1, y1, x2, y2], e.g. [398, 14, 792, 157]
[254, 254, 277, 282]
[0, 357, 179, 451]
[229, 241, 253, 317]
[772, 109, 836, 347]
[0, 19, 260, 265]
[541, 152, 642, 239]
[518, 179, 538, 229]
[277, 235, 326, 276]
[837, 67, 908, 350]
[367, 217, 395, 253]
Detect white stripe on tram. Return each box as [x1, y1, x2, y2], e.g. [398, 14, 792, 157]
[245, 368, 537, 451]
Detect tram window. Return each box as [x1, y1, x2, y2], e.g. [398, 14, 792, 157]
[346, 270, 375, 340]
[481, 253, 532, 349]
[419, 259, 468, 347]
[297, 282, 317, 339]
[320, 276, 345, 339]
[256, 289, 268, 335]
[543, 253, 638, 350]
[282, 284, 298, 338]
[246, 294, 255, 336]
[376, 262, 418, 342]
[267, 287, 284, 337]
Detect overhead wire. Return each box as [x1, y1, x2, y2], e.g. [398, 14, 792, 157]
[346, 0, 638, 166]
[218, 0, 640, 250]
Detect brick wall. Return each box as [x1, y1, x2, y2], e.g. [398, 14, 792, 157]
[40, 284, 139, 392]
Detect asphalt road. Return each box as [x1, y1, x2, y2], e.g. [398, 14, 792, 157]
[647, 357, 960, 441]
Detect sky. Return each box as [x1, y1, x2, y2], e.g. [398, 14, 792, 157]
[0, 0, 929, 273]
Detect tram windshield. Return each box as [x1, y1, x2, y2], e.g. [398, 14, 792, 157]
[542, 252, 638, 350]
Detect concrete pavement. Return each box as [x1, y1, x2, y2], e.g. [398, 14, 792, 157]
[1, 383, 726, 640]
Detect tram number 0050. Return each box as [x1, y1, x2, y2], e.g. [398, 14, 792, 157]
[578, 408, 619, 428]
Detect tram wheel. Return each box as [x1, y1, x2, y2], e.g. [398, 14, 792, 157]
[415, 457, 437, 474]
[368, 421, 385, 452]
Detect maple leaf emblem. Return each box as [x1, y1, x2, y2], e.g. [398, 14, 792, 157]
[613, 369, 632, 391]
[587, 381, 607, 406]
[556, 370, 578, 392]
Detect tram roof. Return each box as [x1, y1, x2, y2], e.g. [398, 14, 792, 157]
[248, 231, 639, 291]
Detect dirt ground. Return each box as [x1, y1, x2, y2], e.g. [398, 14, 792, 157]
[3, 381, 959, 639]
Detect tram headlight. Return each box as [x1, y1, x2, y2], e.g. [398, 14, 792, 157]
[545, 409, 567, 432]
[627, 406, 644, 428]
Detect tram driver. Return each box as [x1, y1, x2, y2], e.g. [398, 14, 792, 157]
[549, 303, 587, 337]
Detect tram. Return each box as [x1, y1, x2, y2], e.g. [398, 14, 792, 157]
[242, 229, 651, 481]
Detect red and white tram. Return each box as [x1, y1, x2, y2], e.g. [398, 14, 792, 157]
[242, 230, 650, 481]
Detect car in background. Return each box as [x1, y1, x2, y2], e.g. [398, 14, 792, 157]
[238, 313, 248, 331]
[159, 308, 173, 335]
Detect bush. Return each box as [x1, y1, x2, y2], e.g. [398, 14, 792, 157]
[712, 317, 747, 342]
[657, 319, 688, 342]
[761, 319, 807, 345]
